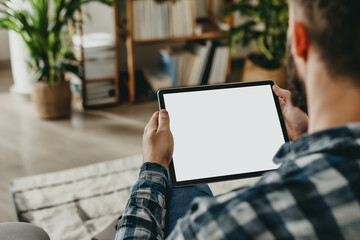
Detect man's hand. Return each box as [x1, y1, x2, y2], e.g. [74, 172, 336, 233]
[273, 85, 309, 141]
[143, 109, 174, 169]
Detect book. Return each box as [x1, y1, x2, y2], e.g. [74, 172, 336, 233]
[133, 0, 140, 40]
[87, 96, 116, 105]
[70, 75, 116, 103]
[180, 51, 198, 87]
[84, 48, 114, 61]
[86, 85, 115, 95]
[87, 89, 115, 101]
[201, 42, 218, 85]
[143, 68, 173, 93]
[86, 79, 115, 101]
[86, 80, 113, 89]
[176, 52, 185, 86]
[208, 46, 230, 84]
[72, 32, 114, 50]
[159, 42, 215, 87]
[187, 55, 200, 86]
[84, 59, 115, 80]
[157, 40, 229, 88]
[188, 40, 213, 85]
[159, 48, 178, 87]
[132, 0, 196, 40]
[73, 32, 115, 60]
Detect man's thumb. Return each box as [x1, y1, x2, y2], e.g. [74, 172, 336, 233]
[158, 109, 170, 130]
[273, 85, 291, 102]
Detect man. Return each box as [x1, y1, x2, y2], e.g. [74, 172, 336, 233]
[115, 0, 360, 239]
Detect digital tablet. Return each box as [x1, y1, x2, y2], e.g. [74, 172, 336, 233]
[158, 80, 289, 187]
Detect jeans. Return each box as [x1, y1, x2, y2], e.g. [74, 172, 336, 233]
[165, 171, 214, 237]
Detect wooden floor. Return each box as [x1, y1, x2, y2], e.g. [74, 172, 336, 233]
[0, 68, 159, 222]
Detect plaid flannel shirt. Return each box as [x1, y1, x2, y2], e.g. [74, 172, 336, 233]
[115, 123, 360, 239]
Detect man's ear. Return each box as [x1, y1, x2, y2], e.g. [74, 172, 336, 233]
[293, 21, 310, 61]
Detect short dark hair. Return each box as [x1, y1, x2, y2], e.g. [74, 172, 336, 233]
[289, 0, 360, 83]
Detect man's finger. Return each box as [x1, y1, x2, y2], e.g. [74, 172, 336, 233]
[273, 85, 291, 102]
[145, 111, 159, 132]
[279, 98, 286, 110]
[158, 109, 170, 131]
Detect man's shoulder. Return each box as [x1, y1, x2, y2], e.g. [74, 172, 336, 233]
[181, 149, 360, 239]
[277, 149, 360, 186]
[221, 149, 360, 203]
[256, 149, 360, 201]
[230, 150, 360, 238]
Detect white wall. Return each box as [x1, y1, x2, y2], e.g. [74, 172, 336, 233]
[0, 30, 10, 61]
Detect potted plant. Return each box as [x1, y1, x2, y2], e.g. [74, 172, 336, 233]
[224, 0, 289, 88]
[0, 0, 112, 119]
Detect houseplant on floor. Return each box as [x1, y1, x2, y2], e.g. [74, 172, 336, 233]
[224, 0, 289, 88]
[0, 0, 112, 119]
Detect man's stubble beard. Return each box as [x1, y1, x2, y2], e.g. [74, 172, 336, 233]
[287, 44, 308, 113]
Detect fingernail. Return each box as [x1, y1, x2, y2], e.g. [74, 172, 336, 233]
[161, 109, 168, 114]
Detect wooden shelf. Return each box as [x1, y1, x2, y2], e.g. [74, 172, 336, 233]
[86, 77, 116, 83]
[69, 8, 120, 109]
[132, 31, 223, 45]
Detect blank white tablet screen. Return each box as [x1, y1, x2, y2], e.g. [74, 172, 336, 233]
[163, 85, 285, 182]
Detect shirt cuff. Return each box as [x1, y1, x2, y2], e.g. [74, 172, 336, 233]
[137, 162, 168, 195]
[140, 162, 168, 178]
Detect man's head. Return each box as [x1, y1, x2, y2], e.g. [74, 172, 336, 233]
[286, 0, 360, 111]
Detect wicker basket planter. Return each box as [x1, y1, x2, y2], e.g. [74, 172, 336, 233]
[32, 81, 71, 119]
[242, 58, 288, 89]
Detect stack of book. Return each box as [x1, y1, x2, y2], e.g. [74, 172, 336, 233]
[73, 33, 115, 61]
[132, 0, 196, 40]
[143, 40, 229, 95]
[72, 32, 117, 105]
[86, 80, 116, 105]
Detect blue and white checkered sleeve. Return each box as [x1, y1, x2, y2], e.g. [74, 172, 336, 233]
[115, 162, 168, 240]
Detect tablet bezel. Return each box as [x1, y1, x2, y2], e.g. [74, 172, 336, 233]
[157, 80, 289, 187]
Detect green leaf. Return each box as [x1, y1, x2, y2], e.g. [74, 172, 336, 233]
[222, 0, 288, 67]
[257, 35, 274, 61]
[0, 0, 113, 83]
[63, 51, 77, 61]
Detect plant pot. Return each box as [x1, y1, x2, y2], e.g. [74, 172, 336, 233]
[32, 81, 71, 119]
[241, 58, 288, 89]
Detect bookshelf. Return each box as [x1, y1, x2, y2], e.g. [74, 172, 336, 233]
[70, 8, 120, 109]
[133, 31, 223, 45]
[116, 0, 233, 102]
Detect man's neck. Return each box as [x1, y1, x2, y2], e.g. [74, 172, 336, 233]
[306, 58, 360, 134]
